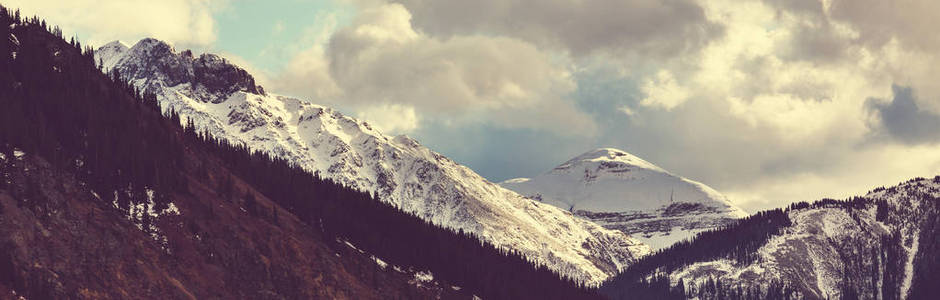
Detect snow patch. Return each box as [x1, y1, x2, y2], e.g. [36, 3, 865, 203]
[372, 256, 388, 269]
[900, 231, 919, 299]
[340, 238, 366, 254]
[637, 226, 700, 250]
[164, 202, 180, 215]
[414, 270, 434, 283]
[111, 187, 181, 253]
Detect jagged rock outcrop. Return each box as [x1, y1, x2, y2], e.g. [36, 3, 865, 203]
[98, 39, 262, 103]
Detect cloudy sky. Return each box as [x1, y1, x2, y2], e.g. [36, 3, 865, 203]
[7, 0, 940, 212]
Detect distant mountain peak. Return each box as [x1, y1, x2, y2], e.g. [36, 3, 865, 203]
[502, 148, 747, 250]
[100, 40, 129, 51]
[566, 148, 644, 163]
[131, 37, 173, 52]
[96, 40, 129, 70]
[554, 147, 666, 175]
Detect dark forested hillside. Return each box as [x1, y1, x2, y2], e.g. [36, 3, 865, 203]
[600, 207, 799, 300]
[601, 184, 940, 300]
[0, 6, 598, 299]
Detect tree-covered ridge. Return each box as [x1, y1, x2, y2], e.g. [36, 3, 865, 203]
[0, 6, 598, 299]
[600, 207, 796, 299]
[601, 179, 940, 300]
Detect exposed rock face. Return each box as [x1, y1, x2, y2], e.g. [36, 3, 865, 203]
[501, 148, 748, 250]
[98, 39, 262, 103]
[96, 39, 651, 284]
[192, 52, 264, 99]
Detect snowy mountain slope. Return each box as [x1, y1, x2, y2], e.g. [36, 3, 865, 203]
[668, 179, 935, 299]
[602, 177, 940, 300]
[95, 38, 650, 284]
[501, 148, 748, 250]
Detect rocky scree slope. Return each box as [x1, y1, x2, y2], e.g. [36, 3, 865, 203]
[95, 39, 650, 283]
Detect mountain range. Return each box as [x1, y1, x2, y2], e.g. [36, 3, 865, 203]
[94, 38, 650, 284]
[2, 6, 938, 299]
[0, 12, 604, 299]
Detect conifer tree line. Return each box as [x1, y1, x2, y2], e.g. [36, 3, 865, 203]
[0, 6, 599, 299]
[0, 6, 185, 214]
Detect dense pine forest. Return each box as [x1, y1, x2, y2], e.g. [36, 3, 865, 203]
[0, 5, 599, 299]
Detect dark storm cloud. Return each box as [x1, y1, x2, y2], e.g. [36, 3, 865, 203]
[390, 0, 723, 58]
[868, 85, 940, 145]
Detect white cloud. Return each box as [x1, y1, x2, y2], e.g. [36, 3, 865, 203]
[305, 0, 940, 212]
[3, 0, 224, 48]
[272, 45, 342, 102]
[276, 2, 597, 136]
[391, 0, 721, 58]
[616, 0, 940, 210]
[356, 103, 419, 134]
[726, 144, 940, 212]
[618, 105, 636, 117]
[640, 70, 689, 110]
[503, 0, 940, 213]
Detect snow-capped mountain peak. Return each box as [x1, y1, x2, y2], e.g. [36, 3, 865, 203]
[553, 148, 666, 174]
[95, 40, 129, 70]
[502, 148, 748, 250]
[95, 39, 651, 284]
[100, 39, 263, 104]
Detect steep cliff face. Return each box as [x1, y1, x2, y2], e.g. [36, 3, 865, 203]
[502, 148, 747, 250]
[601, 177, 940, 300]
[95, 39, 650, 283]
